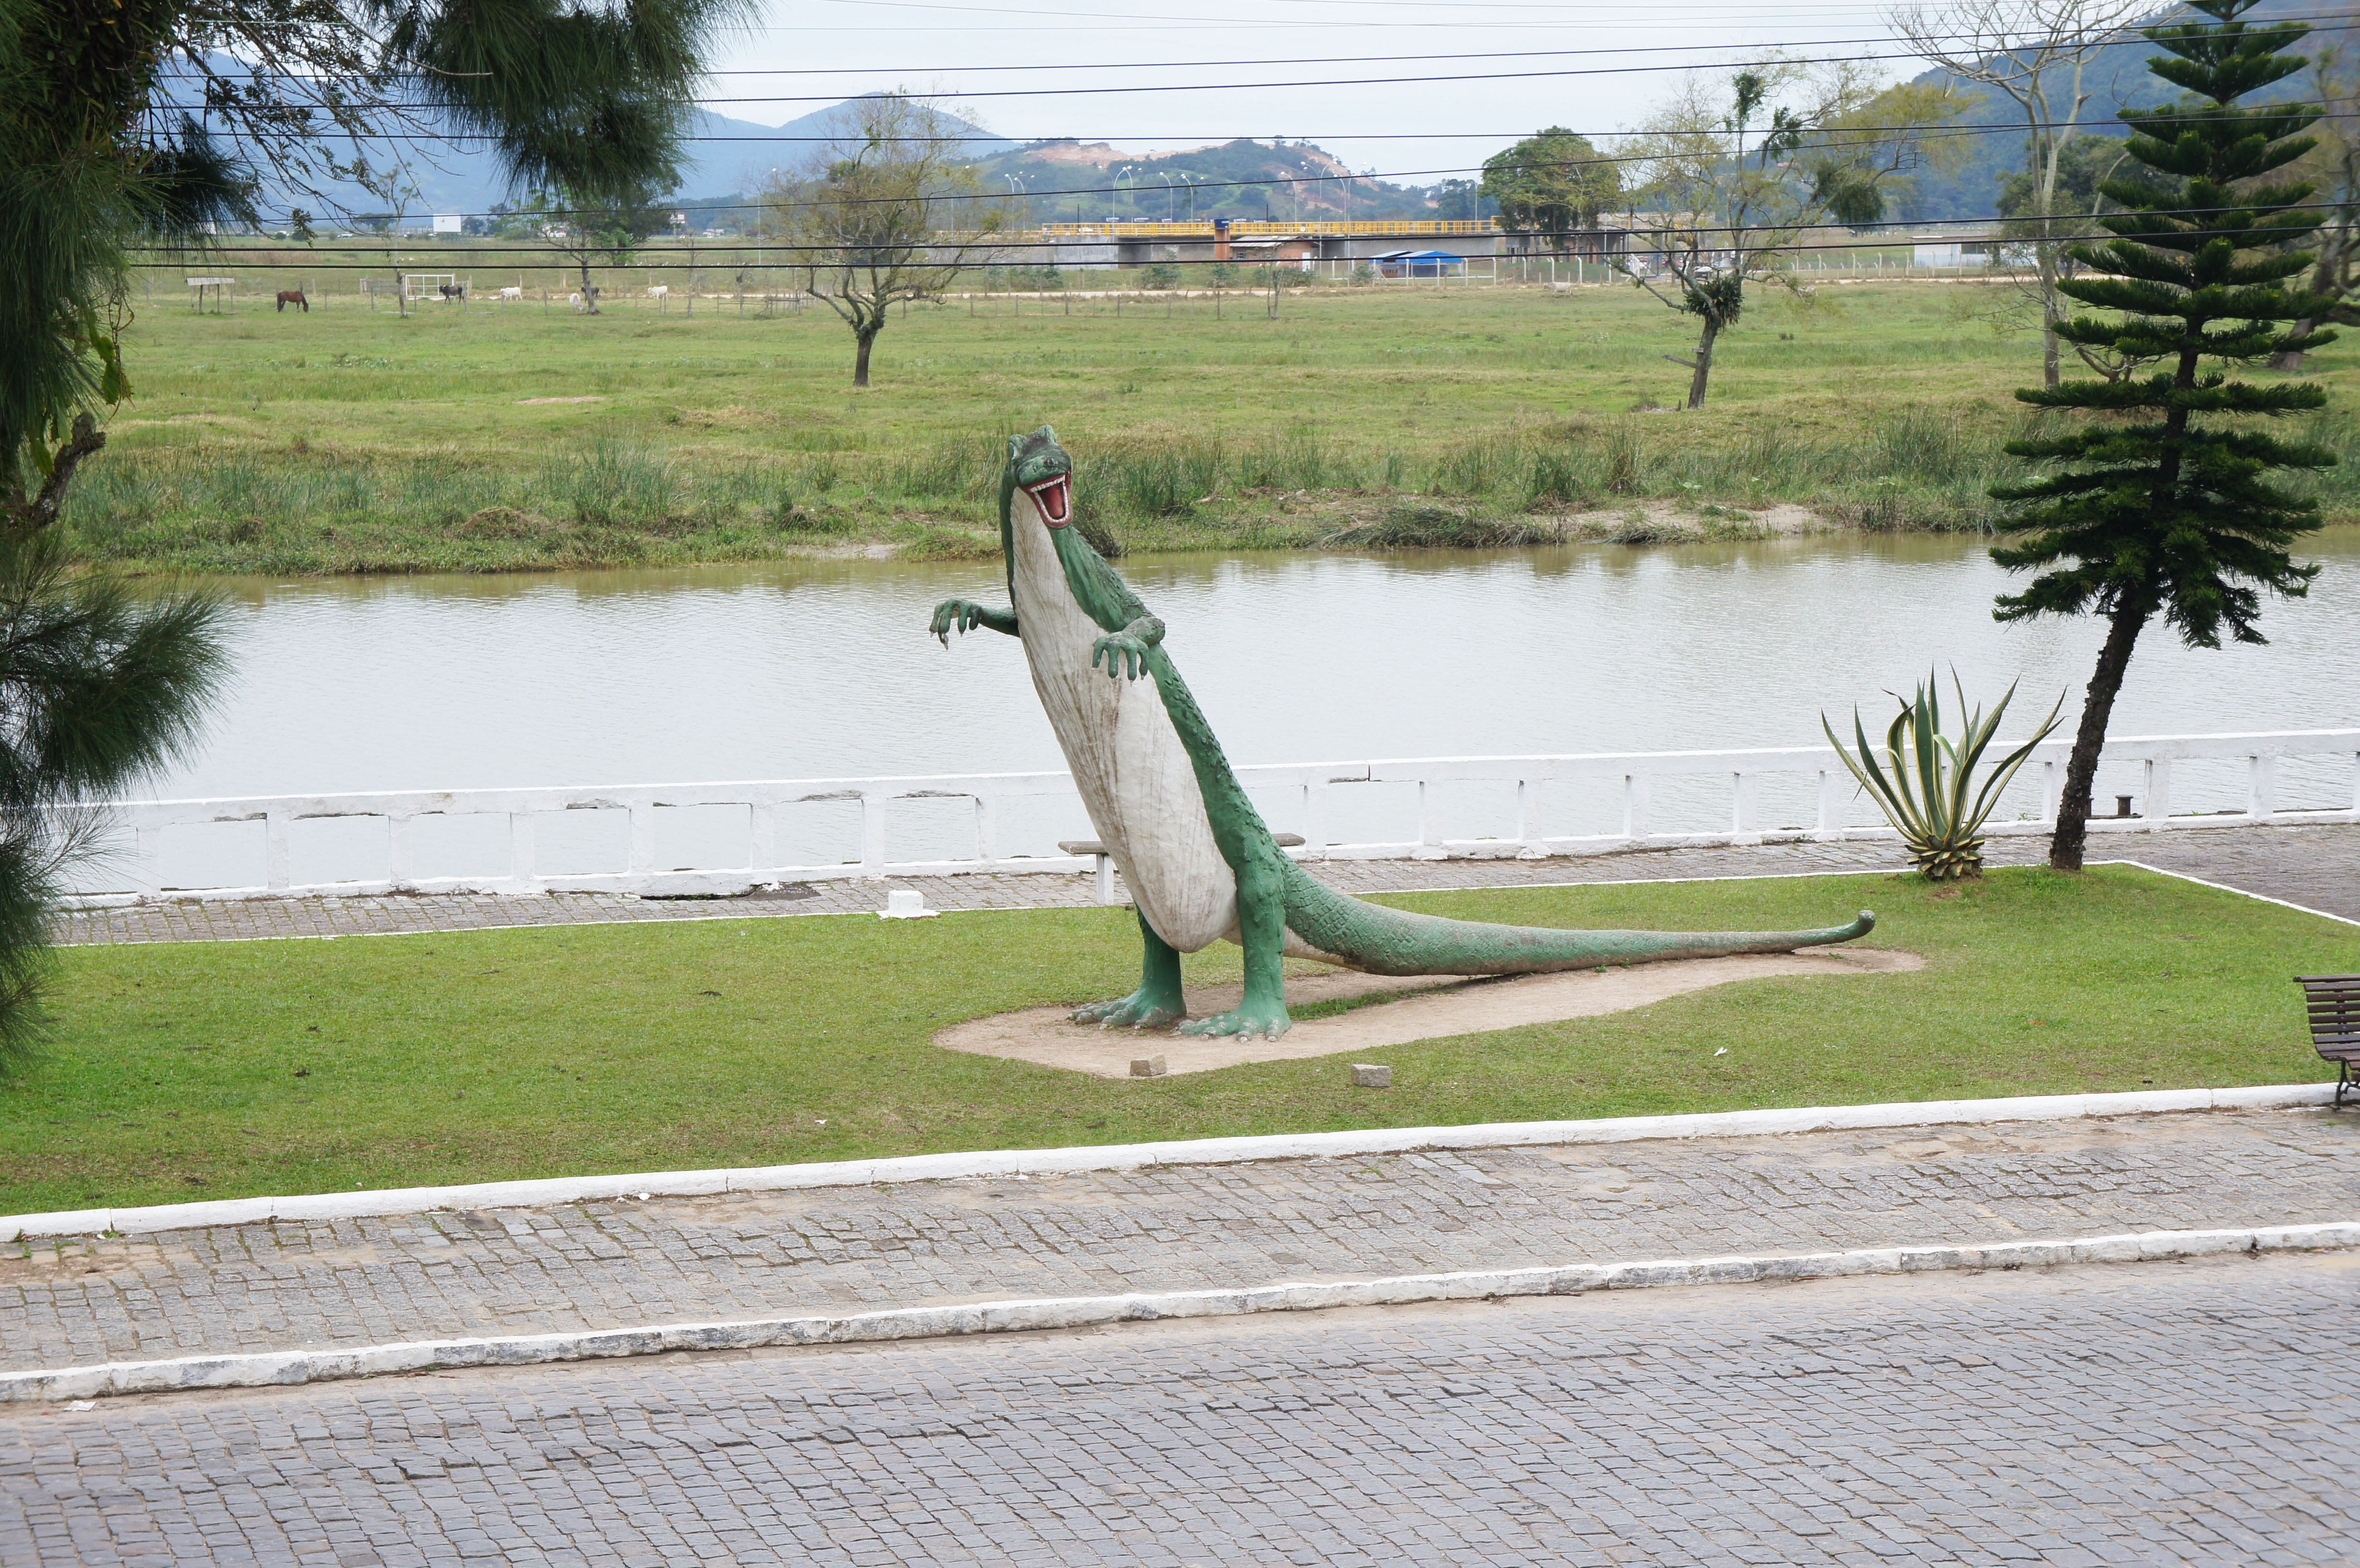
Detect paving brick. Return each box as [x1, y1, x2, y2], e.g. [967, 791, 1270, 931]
[48, 823, 2360, 947]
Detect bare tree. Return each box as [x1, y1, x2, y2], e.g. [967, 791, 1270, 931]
[763, 95, 1010, 387]
[2272, 33, 2360, 370]
[1619, 61, 1966, 408]
[352, 158, 422, 317]
[1888, 0, 2161, 388]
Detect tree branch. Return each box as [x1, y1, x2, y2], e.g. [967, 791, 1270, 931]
[11, 416, 106, 533]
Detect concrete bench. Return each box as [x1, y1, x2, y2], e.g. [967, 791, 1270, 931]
[1059, 834, 1305, 905]
[2298, 974, 2360, 1108]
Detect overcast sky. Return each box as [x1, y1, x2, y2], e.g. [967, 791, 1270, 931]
[702, 0, 1931, 179]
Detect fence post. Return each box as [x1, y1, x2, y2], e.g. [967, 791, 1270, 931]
[135, 824, 164, 899]
[1415, 779, 1442, 858]
[628, 803, 655, 877]
[2144, 756, 2173, 831]
[508, 811, 536, 889]
[265, 810, 292, 892]
[750, 802, 777, 872]
[1622, 772, 1650, 841]
[2039, 760, 2058, 824]
[1730, 773, 1761, 837]
[1815, 769, 1840, 835]
[1303, 783, 1328, 858]
[860, 794, 887, 873]
[2249, 754, 2277, 821]
[974, 795, 997, 862]
[387, 814, 413, 888]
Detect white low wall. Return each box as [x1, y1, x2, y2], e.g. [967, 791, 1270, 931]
[54, 729, 2360, 904]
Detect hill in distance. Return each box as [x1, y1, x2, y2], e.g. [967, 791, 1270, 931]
[975, 136, 1451, 225]
[1902, 0, 2328, 221]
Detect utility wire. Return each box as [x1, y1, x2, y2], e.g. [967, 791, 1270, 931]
[211, 105, 2360, 225]
[174, 10, 2360, 81]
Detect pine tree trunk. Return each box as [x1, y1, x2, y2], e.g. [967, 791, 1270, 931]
[1685, 315, 1721, 410]
[2049, 596, 2149, 871]
[853, 331, 875, 387]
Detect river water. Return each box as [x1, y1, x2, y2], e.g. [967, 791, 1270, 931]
[167, 530, 2360, 794]
[112, 530, 2360, 888]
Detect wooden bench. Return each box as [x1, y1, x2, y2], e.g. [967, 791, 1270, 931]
[1059, 834, 1305, 906]
[2297, 974, 2360, 1107]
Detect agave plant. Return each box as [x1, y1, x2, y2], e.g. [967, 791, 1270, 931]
[1822, 672, 2064, 881]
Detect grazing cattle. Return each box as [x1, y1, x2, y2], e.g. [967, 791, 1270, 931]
[569, 286, 602, 313]
[497, 286, 523, 301]
[275, 289, 307, 313]
[647, 285, 669, 302]
[438, 282, 467, 301]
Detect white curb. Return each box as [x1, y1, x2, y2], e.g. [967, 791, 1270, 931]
[5, 1084, 2341, 1243]
[9, 1220, 2355, 1404]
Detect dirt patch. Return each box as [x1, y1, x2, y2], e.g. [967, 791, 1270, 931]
[1573, 501, 1831, 544]
[938, 947, 1925, 1078]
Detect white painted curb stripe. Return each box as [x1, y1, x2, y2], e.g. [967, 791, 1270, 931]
[11, 1221, 2355, 1404]
[6, 1083, 2339, 1242]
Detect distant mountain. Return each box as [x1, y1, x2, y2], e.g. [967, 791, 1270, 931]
[977, 137, 1444, 224]
[158, 70, 1009, 225]
[1897, 0, 2327, 222]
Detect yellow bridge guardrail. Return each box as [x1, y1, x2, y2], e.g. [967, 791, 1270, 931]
[1031, 219, 1504, 238]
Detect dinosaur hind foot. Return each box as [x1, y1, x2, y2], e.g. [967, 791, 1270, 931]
[1072, 990, 1185, 1030]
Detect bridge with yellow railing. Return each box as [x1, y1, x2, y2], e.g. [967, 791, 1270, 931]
[1030, 219, 1504, 239]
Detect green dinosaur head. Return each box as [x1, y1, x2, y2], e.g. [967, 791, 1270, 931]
[1005, 426, 1073, 530]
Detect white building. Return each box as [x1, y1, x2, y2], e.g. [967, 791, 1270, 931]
[432, 213, 463, 235]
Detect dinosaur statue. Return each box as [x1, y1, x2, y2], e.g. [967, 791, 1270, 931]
[930, 427, 1874, 1040]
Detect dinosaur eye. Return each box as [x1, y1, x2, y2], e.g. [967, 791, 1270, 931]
[1023, 474, 1071, 527]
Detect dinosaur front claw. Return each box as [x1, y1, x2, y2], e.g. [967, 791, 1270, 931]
[1178, 1006, 1292, 1041]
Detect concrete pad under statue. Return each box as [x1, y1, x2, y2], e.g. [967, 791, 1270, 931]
[939, 946, 1925, 1078]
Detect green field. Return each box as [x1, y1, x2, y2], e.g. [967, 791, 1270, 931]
[3, 867, 2349, 1215]
[77, 254, 2360, 575]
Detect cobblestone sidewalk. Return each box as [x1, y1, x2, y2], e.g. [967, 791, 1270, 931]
[6, 1108, 2353, 1376]
[49, 822, 2360, 945]
[4, 1255, 2352, 1567]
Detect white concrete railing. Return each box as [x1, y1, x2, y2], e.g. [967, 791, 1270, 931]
[55, 729, 2360, 906]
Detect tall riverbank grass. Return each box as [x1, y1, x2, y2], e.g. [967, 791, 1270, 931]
[1, 867, 2349, 1213]
[66, 281, 2360, 574]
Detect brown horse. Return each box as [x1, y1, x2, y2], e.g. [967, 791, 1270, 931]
[275, 289, 307, 313]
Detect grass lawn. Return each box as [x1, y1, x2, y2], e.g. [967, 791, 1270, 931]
[3, 866, 2351, 1215]
[75, 256, 2360, 573]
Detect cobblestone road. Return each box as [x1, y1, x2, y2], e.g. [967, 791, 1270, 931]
[3, 1253, 2351, 1567]
[51, 823, 2360, 946]
[8, 1109, 2354, 1376]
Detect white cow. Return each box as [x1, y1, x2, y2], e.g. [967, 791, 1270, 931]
[497, 285, 523, 301]
[647, 284, 670, 302]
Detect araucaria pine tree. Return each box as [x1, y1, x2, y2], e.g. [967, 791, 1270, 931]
[1989, 0, 2335, 870]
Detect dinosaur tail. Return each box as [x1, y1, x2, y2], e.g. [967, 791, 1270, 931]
[1278, 861, 1874, 977]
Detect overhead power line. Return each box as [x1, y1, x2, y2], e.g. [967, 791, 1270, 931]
[211, 104, 2357, 225]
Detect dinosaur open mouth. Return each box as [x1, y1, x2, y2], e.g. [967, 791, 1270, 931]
[1023, 474, 1072, 527]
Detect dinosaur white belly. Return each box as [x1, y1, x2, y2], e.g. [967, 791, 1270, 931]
[1007, 518, 1238, 952]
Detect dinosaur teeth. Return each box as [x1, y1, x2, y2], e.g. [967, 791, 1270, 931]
[1024, 475, 1072, 527]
